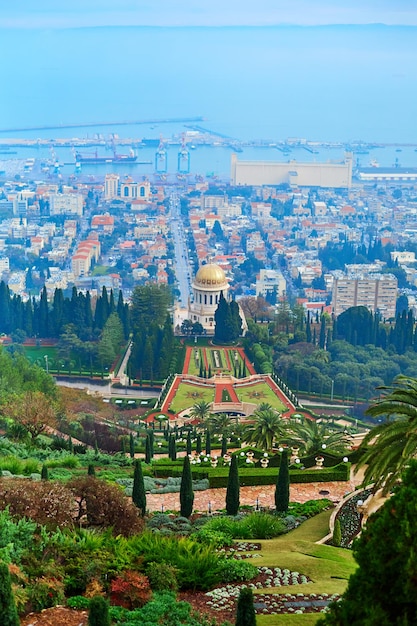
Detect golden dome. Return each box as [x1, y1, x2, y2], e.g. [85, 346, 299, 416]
[194, 263, 228, 288]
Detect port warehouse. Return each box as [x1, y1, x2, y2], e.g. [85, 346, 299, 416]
[230, 153, 353, 188]
[357, 168, 417, 182]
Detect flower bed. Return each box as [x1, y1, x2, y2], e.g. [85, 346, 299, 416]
[196, 567, 340, 619]
[335, 489, 372, 547]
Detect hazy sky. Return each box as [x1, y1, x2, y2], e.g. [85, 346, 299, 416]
[2, 1, 417, 28]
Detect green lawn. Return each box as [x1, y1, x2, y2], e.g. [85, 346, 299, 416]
[187, 347, 245, 376]
[236, 382, 287, 412]
[168, 381, 215, 413]
[168, 377, 287, 414]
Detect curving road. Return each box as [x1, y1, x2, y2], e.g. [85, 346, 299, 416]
[169, 190, 192, 307]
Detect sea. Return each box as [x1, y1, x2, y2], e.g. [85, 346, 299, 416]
[1, 24, 417, 179]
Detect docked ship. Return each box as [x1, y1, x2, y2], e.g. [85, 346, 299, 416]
[75, 149, 137, 164]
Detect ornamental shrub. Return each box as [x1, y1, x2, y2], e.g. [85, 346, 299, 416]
[194, 527, 232, 548]
[333, 518, 342, 547]
[180, 456, 194, 518]
[88, 595, 110, 626]
[132, 460, 146, 516]
[226, 455, 240, 516]
[235, 586, 256, 626]
[146, 561, 179, 591]
[275, 449, 289, 513]
[0, 562, 19, 626]
[110, 570, 152, 609]
[28, 575, 65, 612]
[239, 512, 286, 540]
[219, 559, 258, 583]
[67, 595, 90, 610]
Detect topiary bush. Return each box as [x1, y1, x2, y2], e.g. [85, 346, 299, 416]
[88, 595, 110, 626]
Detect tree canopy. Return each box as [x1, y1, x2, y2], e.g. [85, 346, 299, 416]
[318, 462, 417, 625]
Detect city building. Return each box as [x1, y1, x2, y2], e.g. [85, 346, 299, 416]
[256, 269, 286, 299]
[104, 174, 120, 200]
[49, 193, 84, 216]
[332, 272, 398, 319]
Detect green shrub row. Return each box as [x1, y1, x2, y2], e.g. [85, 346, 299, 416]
[152, 462, 350, 486]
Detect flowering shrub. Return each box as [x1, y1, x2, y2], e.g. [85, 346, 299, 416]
[27, 576, 65, 612]
[110, 570, 152, 609]
[0, 479, 75, 529]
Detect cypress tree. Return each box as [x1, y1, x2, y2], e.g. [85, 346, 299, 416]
[180, 455, 194, 518]
[214, 291, 229, 342]
[88, 595, 110, 626]
[171, 437, 177, 461]
[88, 464, 96, 477]
[129, 433, 135, 459]
[41, 464, 49, 480]
[145, 434, 152, 464]
[306, 319, 312, 343]
[186, 431, 192, 455]
[196, 433, 202, 455]
[230, 299, 243, 340]
[132, 460, 146, 516]
[333, 518, 342, 547]
[68, 437, 74, 454]
[0, 561, 19, 626]
[205, 431, 211, 455]
[319, 315, 326, 349]
[275, 449, 290, 513]
[226, 454, 240, 516]
[147, 429, 155, 457]
[221, 435, 228, 456]
[235, 587, 256, 626]
[168, 434, 173, 459]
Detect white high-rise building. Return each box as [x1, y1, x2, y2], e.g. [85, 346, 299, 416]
[104, 174, 120, 200]
[332, 272, 398, 319]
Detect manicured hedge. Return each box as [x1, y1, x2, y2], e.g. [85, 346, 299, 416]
[208, 463, 350, 488]
[151, 461, 351, 486]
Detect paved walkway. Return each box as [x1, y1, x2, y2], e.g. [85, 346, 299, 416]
[146, 478, 357, 513]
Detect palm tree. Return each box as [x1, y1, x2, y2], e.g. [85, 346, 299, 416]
[356, 376, 417, 494]
[281, 417, 352, 457]
[243, 407, 283, 451]
[189, 401, 212, 422]
[205, 412, 233, 436]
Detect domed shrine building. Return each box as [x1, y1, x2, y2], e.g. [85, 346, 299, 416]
[174, 262, 246, 335]
[189, 263, 230, 333]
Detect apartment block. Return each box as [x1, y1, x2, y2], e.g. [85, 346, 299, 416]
[256, 269, 286, 299]
[49, 193, 84, 216]
[332, 272, 398, 319]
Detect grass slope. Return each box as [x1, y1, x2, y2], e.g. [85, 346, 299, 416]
[250, 510, 356, 624]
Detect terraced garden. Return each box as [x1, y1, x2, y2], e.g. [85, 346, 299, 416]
[184, 346, 254, 377]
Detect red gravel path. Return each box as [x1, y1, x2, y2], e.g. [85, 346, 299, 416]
[236, 347, 256, 375]
[182, 347, 192, 374]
